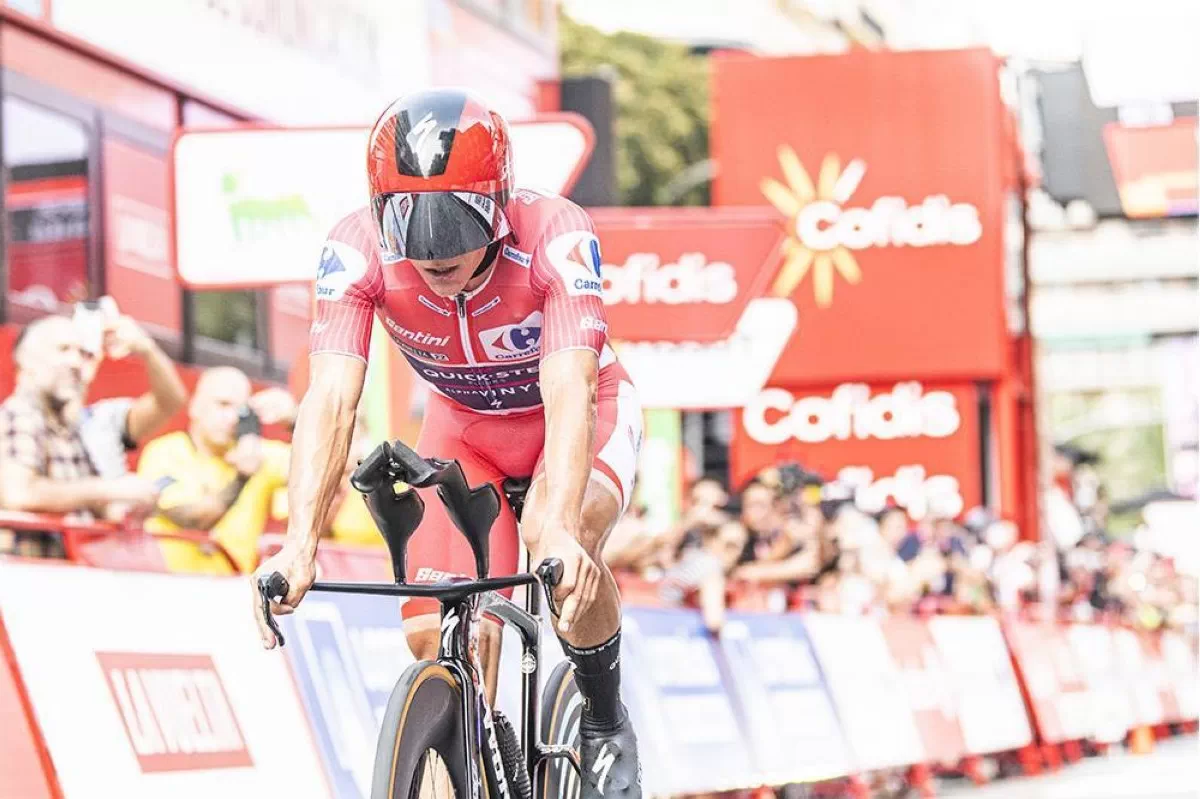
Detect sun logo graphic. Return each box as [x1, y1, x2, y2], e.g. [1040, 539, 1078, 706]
[760, 147, 984, 308]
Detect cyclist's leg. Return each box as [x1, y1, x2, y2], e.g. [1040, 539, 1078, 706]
[401, 394, 539, 703]
[523, 372, 641, 646]
[520, 372, 643, 796]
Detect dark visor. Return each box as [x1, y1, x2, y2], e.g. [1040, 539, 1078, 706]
[375, 191, 510, 262]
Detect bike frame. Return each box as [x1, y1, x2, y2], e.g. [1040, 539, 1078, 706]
[263, 440, 580, 799]
[309, 573, 579, 799]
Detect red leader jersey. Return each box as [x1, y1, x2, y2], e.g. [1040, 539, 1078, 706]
[309, 187, 626, 414]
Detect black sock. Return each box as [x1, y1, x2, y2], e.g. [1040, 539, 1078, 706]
[562, 630, 624, 733]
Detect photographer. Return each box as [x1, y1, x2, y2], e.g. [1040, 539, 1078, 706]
[137, 366, 296, 574]
[73, 298, 188, 500]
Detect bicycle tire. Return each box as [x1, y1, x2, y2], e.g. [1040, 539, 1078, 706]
[372, 661, 471, 799]
[536, 660, 582, 799]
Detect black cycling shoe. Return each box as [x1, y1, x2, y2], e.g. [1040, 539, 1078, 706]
[579, 705, 642, 799]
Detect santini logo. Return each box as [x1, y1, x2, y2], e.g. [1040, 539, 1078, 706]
[761, 148, 983, 307]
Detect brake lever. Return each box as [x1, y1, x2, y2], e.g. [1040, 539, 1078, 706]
[257, 572, 289, 648]
[536, 558, 564, 621]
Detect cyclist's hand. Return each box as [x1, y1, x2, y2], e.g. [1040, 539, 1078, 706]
[541, 533, 599, 635]
[251, 545, 316, 649]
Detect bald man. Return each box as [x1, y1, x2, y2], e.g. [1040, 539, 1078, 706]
[0, 316, 160, 523]
[137, 366, 296, 573]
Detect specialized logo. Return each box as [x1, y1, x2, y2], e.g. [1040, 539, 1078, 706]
[592, 742, 617, 793]
[603, 253, 738, 306]
[761, 148, 983, 307]
[545, 230, 603, 296]
[315, 240, 368, 301]
[479, 311, 543, 361]
[96, 652, 252, 772]
[744, 382, 961, 445]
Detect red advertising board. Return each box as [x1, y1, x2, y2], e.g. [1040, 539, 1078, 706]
[1004, 621, 1093, 744]
[880, 616, 966, 765]
[731, 381, 981, 517]
[0, 615, 57, 799]
[589, 207, 784, 342]
[712, 49, 1008, 384]
[103, 138, 181, 334]
[1104, 118, 1198, 219]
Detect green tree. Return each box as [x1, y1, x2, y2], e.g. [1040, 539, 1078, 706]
[559, 13, 710, 206]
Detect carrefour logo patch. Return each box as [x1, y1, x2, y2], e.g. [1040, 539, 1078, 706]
[479, 311, 543, 361]
[315, 240, 368, 301]
[544, 230, 603, 297]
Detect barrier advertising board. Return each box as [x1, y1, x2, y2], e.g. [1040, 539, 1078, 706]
[1161, 630, 1200, 720]
[1066, 624, 1137, 743]
[0, 561, 330, 799]
[1004, 621, 1094, 743]
[1112, 626, 1167, 726]
[879, 616, 967, 765]
[926, 616, 1032, 755]
[279, 593, 416, 799]
[720, 612, 852, 784]
[621, 607, 757, 794]
[801, 613, 926, 770]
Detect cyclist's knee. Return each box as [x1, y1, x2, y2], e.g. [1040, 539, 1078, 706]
[522, 477, 619, 561]
[402, 614, 440, 661]
[576, 485, 620, 559]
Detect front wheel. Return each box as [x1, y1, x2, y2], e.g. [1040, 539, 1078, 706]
[373, 661, 469, 799]
[536, 660, 583, 799]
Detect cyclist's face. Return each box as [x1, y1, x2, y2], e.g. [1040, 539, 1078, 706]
[409, 246, 490, 297]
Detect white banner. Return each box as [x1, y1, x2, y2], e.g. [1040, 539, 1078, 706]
[1161, 631, 1200, 719]
[612, 298, 798, 409]
[51, 0, 431, 126]
[926, 616, 1033, 755]
[172, 120, 593, 289]
[1111, 628, 1166, 726]
[1065, 624, 1137, 743]
[0, 562, 329, 799]
[801, 613, 925, 771]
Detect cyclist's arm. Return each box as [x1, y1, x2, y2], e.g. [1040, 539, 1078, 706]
[284, 353, 367, 559]
[539, 349, 599, 539]
[530, 204, 610, 539]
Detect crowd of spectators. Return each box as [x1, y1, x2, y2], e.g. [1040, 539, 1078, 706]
[603, 457, 1198, 635]
[1, 307, 1195, 637]
[0, 305, 376, 568]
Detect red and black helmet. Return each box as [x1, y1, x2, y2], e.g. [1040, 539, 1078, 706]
[367, 88, 513, 262]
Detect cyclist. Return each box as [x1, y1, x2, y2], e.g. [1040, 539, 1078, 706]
[251, 88, 643, 799]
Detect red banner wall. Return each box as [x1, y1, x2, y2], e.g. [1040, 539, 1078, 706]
[731, 381, 982, 516]
[712, 48, 1009, 385]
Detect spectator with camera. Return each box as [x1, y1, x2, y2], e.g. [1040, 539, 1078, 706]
[73, 297, 189, 483]
[137, 366, 296, 573]
[0, 315, 167, 556]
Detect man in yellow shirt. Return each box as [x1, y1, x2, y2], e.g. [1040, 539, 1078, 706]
[269, 413, 383, 547]
[137, 367, 296, 573]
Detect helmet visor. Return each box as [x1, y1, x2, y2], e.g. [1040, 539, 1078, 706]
[375, 191, 510, 262]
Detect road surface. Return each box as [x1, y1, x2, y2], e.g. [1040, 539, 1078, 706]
[939, 736, 1198, 799]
